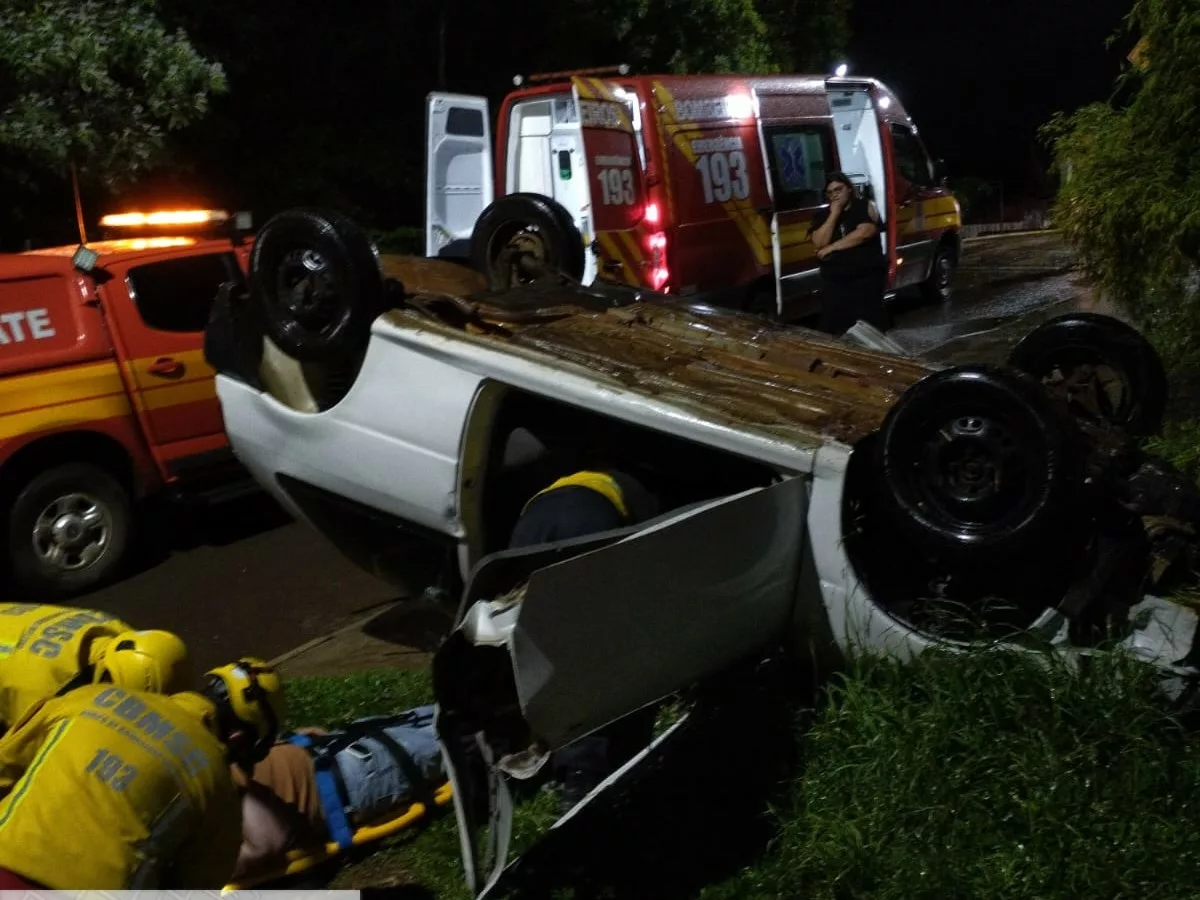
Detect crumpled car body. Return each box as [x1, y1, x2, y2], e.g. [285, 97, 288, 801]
[204, 209, 1200, 897]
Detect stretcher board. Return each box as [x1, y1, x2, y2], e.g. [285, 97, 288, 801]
[222, 780, 454, 891]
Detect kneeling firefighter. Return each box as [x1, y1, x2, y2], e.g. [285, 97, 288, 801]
[0, 656, 286, 889]
[0, 602, 192, 732]
[509, 468, 662, 812]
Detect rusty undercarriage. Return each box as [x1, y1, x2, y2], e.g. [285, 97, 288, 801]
[384, 256, 933, 447]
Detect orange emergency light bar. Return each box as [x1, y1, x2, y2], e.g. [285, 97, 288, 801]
[100, 209, 231, 228]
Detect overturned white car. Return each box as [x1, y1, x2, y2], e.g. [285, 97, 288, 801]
[206, 209, 1200, 894]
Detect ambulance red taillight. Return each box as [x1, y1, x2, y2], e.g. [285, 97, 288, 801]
[647, 230, 669, 292]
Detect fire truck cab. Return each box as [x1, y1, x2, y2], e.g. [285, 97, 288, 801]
[425, 69, 961, 321]
[0, 210, 253, 598]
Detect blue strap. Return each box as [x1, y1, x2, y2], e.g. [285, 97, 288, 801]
[313, 765, 355, 850]
[286, 733, 354, 849]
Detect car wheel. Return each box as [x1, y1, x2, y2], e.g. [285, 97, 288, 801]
[920, 244, 956, 303]
[470, 194, 585, 290]
[1007, 312, 1167, 437]
[8, 463, 132, 598]
[875, 364, 1083, 562]
[249, 208, 386, 363]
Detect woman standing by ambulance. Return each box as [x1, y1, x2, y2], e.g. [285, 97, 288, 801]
[808, 172, 890, 335]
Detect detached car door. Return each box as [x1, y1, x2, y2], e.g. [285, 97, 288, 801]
[437, 477, 807, 753]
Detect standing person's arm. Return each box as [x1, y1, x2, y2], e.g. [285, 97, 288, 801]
[817, 200, 881, 259]
[810, 194, 848, 249]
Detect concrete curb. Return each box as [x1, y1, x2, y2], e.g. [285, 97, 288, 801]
[268, 599, 405, 668]
[963, 228, 1062, 245]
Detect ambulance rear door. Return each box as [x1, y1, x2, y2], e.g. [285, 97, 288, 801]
[569, 78, 655, 290]
[426, 93, 494, 259]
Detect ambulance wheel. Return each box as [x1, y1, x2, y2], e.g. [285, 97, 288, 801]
[250, 208, 386, 363]
[875, 364, 1083, 563]
[471, 194, 585, 290]
[7, 463, 131, 598]
[1007, 312, 1167, 437]
[921, 243, 956, 303]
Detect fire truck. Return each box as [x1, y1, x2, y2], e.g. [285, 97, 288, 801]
[0, 210, 253, 598]
[425, 67, 962, 320]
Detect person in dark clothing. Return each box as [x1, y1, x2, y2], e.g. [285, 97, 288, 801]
[808, 172, 890, 335]
[509, 469, 659, 547]
[507, 468, 662, 814]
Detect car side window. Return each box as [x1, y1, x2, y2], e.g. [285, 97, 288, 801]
[763, 124, 835, 212]
[126, 253, 241, 334]
[889, 124, 934, 189]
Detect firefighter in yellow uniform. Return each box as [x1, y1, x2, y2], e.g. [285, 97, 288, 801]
[0, 602, 192, 733]
[0, 656, 286, 889]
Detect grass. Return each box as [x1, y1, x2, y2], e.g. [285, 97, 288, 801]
[283, 668, 434, 730]
[702, 647, 1200, 900]
[1143, 417, 1200, 483]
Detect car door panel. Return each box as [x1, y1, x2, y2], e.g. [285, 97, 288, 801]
[438, 477, 808, 753]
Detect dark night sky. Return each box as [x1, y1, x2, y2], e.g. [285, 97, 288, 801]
[845, 0, 1135, 192]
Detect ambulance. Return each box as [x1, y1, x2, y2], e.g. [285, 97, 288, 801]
[0, 210, 253, 598]
[425, 67, 962, 320]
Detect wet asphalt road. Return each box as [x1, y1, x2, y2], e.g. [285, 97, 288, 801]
[70, 231, 1088, 672]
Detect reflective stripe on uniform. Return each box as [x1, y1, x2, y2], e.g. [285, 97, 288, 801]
[0, 719, 71, 831]
[521, 471, 629, 520]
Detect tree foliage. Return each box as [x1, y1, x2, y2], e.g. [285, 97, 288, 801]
[1041, 0, 1200, 366]
[604, 0, 851, 74]
[0, 0, 226, 190]
[761, 0, 853, 72]
[609, 0, 782, 73]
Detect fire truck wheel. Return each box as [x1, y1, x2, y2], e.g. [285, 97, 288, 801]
[250, 208, 386, 363]
[8, 463, 131, 598]
[470, 194, 585, 290]
[920, 243, 956, 303]
[875, 364, 1083, 563]
[1007, 312, 1167, 437]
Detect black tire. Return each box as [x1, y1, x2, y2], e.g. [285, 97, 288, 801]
[470, 194, 585, 290]
[1007, 312, 1167, 437]
[8, 463, 132, 598]
[249, 208, 386, 363]
[920, 242, 956, 303]
[875, 364, 1082, 562]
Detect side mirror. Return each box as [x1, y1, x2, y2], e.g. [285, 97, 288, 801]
[932, 158, 948, 186]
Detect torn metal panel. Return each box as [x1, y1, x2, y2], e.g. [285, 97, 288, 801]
[438, 478, 807, 758]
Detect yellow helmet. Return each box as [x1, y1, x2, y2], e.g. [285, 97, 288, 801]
[167, 691, 220, 738]
[92, 630, 193, 695]
[202, 657, 286, 764]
